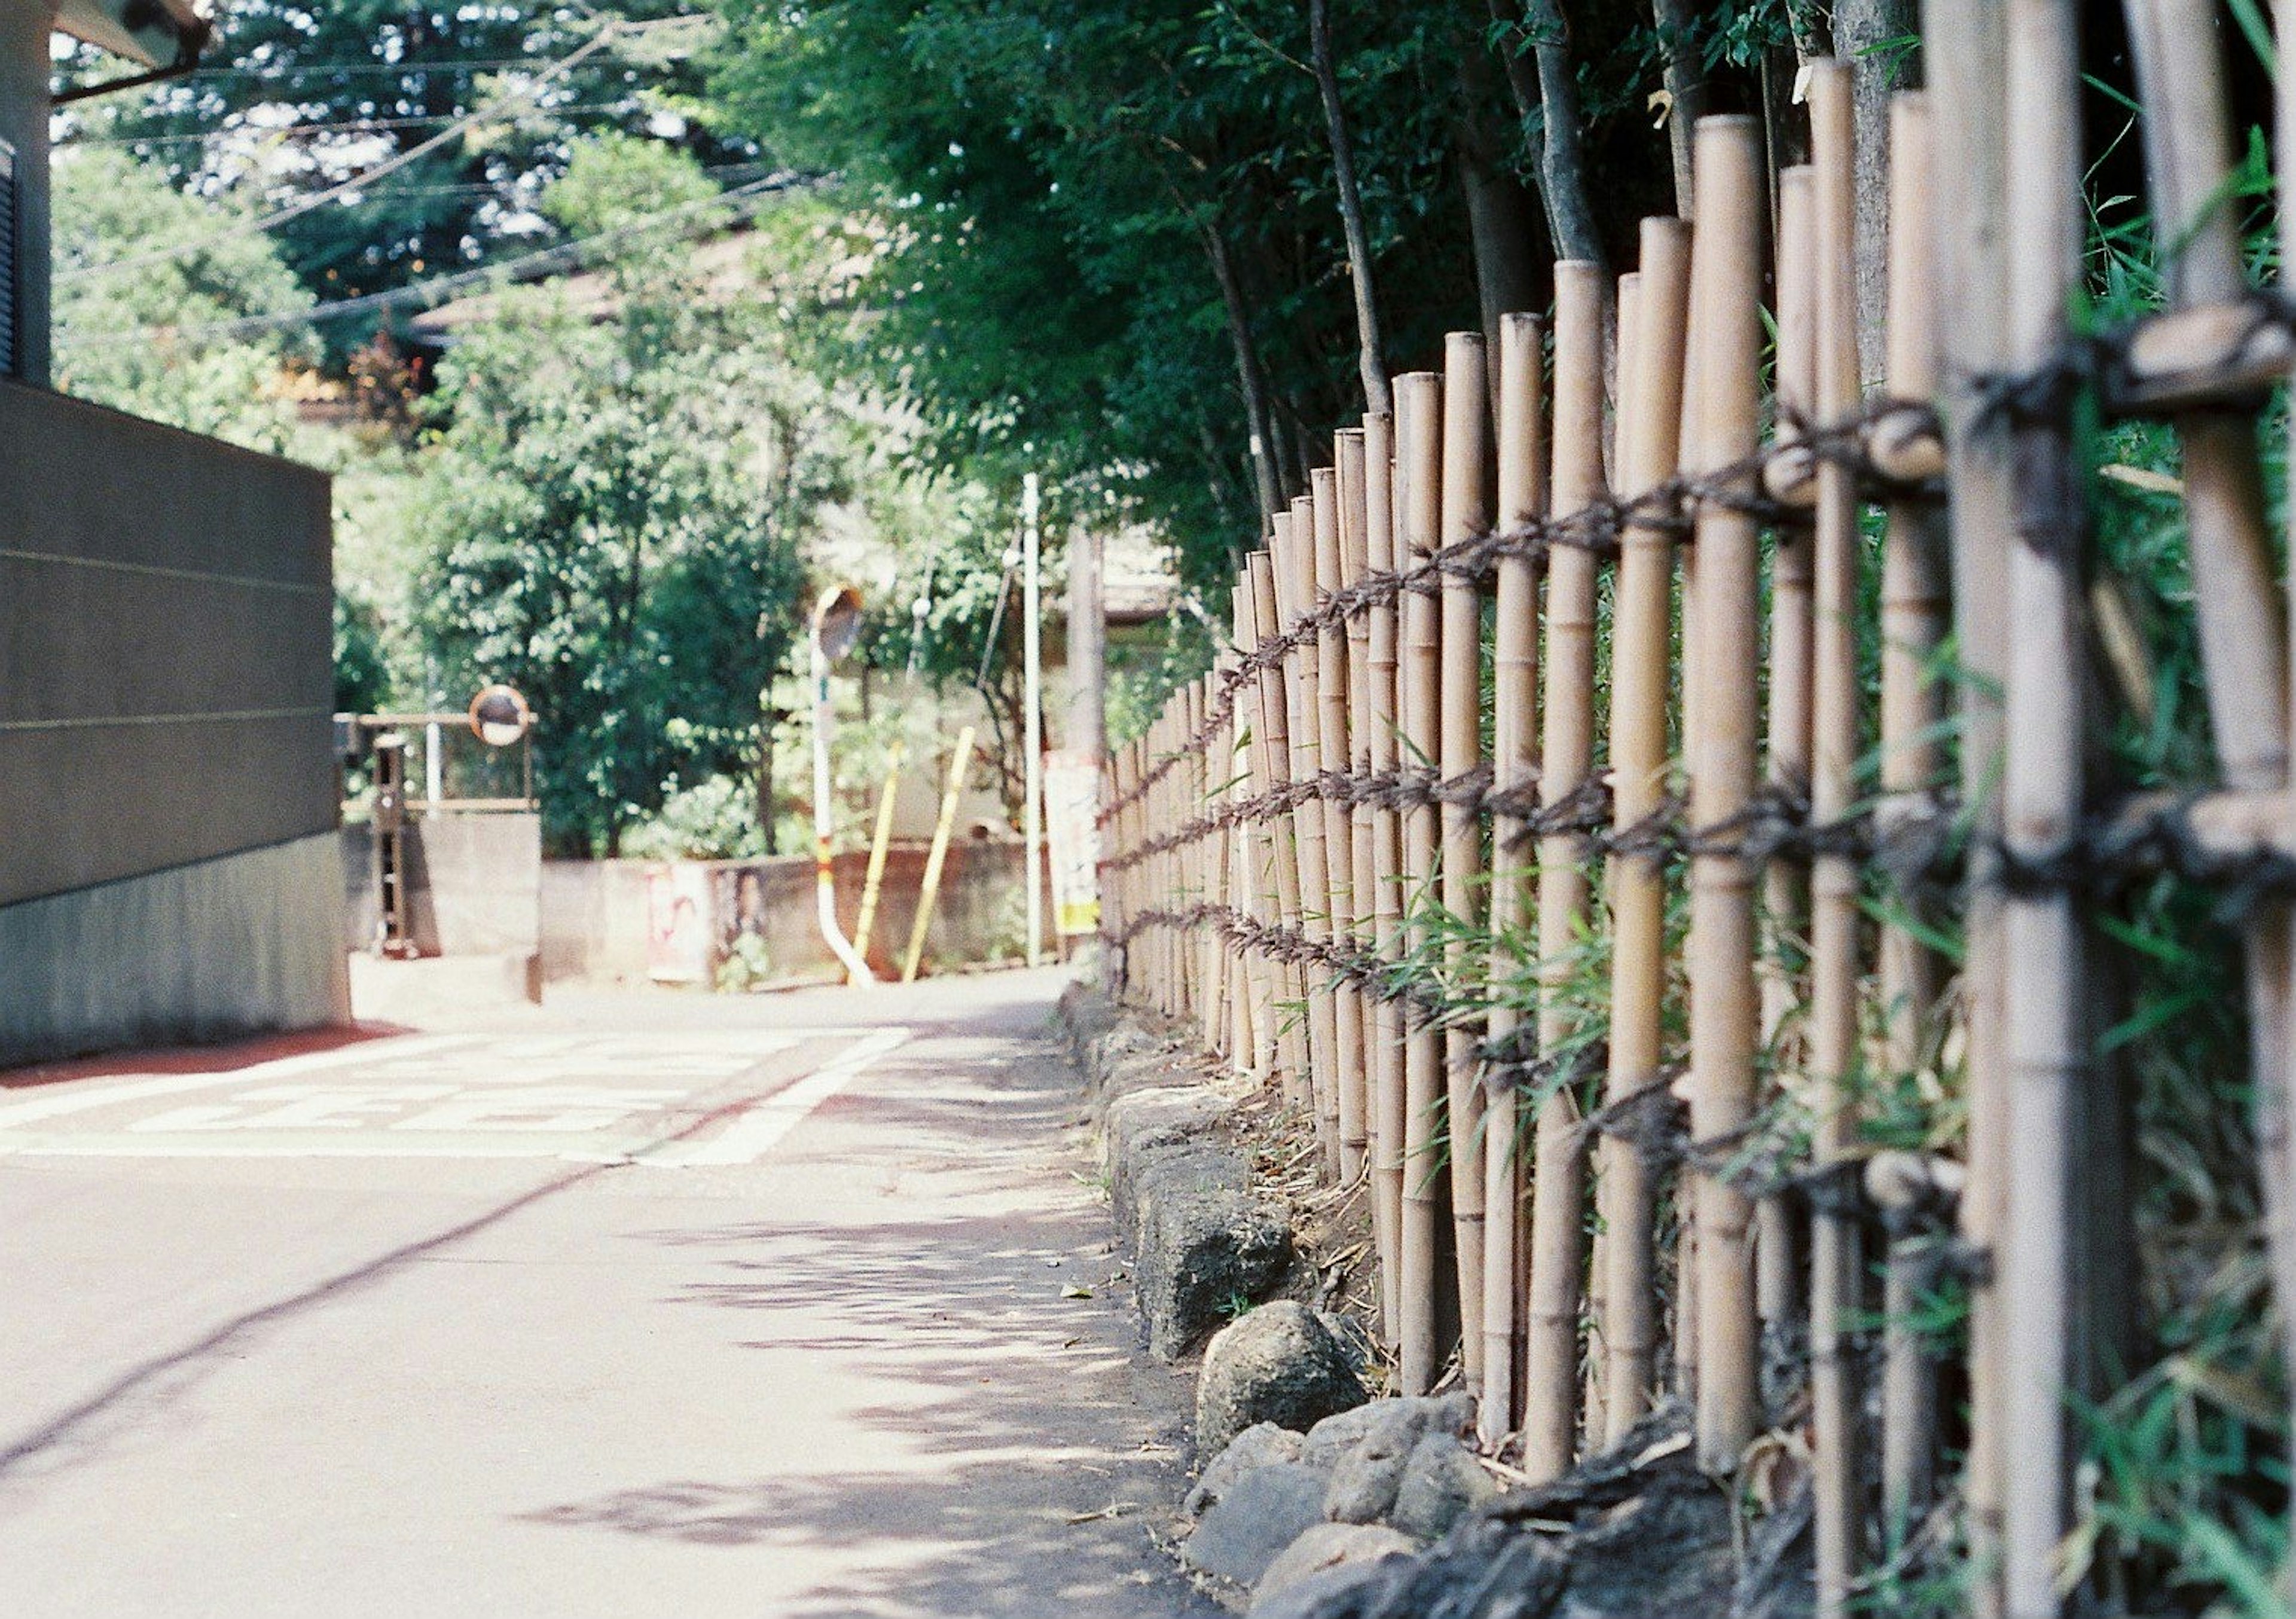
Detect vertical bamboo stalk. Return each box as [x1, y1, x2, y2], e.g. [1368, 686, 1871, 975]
[1339, 429, 1379, 1193]
[1876, 91, 1950, 1537]
[2278, 7, 2296, 1574]
[1366, 411, 1408, 1342]
[1483, 310, 1546, 1445]
[1686, 114, 1766, 1477]
[1441, 332, 1492, 1397]
[2123, 5, 2296, 1528]
[1315, 465, 1367, 1184]
[1523, 263, 1607, 1484]
[1251, 548, 1312, 1118]
[1999, 8, 2087, 1615]
[1234, 586, 1276, 1085]
[1919, 8, 2011, 1607]
[1280, 496, 1342, 1177]
[1758, 162, 1817, 1372]
[1397, 370, 1449, 1394]
[1808, 60, 1870, 1618]
[1586, 267, 1645, 1450]
[1601, 222, 1693, 1444]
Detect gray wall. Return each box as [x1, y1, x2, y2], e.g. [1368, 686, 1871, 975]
[0, 380, 336, 908]
[341, 814, 543, 959]
[0, 831, 350, 1067]
[1, 0, 51, 386]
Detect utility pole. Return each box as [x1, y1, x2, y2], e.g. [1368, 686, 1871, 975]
[1067, 522, 1106, 768]
[1022, 473, 1045, 967]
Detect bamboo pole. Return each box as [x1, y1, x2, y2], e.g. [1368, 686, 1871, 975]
[1339, 428, 1379, 1192]
[1441, 332, 1492, 1397]
[851, 738, 905, 964]
[1758, 162, 1817, 1376]
[1483, 310, 1546, 1445]
[1600, 222, 1692, 1444]
[2279, 8, 2296, 1577]
[1314, 465, 1368, 1184]
[1250, 549, 1312, 1117]
[900, 726, 977, 983]
[1523, 263, 1607, 1484]
[1808, 60, 1870, 1618]
[1366, 410, 1407, 1343]
[1280, 495, 1343, 1177]
[1876, 91, 1950, 1536]
[1586, 267, 1645, 1450]
[1998, 6, 2089, 1610]
[1235, 584, 1279, 1085]
[1396, 369, 1449, 1394]
[1686, 114, 1766, 1477]
[2123, 6, 2296, 1535]
[1919, 7, 2013, 1608]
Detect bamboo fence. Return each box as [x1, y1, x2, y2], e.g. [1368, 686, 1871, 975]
[1100, 17, 2294, 1614]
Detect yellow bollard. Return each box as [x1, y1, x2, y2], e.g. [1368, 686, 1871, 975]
[901, 726, 978, 983]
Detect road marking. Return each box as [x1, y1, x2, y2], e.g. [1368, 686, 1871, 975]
[0, 1036, 474, 1135]
[650, 1027, 912, 1167]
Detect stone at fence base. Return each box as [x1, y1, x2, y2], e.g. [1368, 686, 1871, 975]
[1196, 1301, 1369, 1459]
[1314, 1395, 1472, 1523]
[1187, 1421, 1307, 1517]
[1180, 1461, 1332, 1588]
[1135, 1174, 1293, 1361]
[1252, 1523, 1420, 1610]
[1386, 1432, 1500, 1541]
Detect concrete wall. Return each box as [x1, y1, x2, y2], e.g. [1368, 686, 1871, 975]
[341, 814, 542, 958]
[0, 1, 52, 386]
[540, 841, 1031, 987]
[0, 832, 350, 1067]
[0, 380, 337, 908]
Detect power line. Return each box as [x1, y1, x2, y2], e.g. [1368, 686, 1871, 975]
[59, 19, 664, 284]
[61, 102, 637, 148]
[56, 171, 815, 350]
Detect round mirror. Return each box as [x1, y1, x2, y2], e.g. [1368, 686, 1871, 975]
[468, 683, 533, 747]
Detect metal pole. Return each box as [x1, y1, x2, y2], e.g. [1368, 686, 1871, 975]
[1067, 521, 1106, 766]
[1022, 473, 1045, 967]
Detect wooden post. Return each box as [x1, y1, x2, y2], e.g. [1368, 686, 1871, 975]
[1396, 369, 1449, 1394]
[1600, 221, 1692, 1444]
[1366, 410, 1408, 1343]
[1808, 60, 1869, 1617]
[1483, 310, 1546, 1444]
[1999, 10, 2088, 1615]
[1686, 114, 1766, 1477]
[1441, 332, 1492, 1397]
[1523, 262, 1607, 1483]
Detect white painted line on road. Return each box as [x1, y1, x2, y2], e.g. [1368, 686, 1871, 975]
[0, 1035, 475, 1140]
[649, 1028, 912, 1168]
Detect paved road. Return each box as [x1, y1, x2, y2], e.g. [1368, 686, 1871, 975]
[0, 968, 1218, 1618]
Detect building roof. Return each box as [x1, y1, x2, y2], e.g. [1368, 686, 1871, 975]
[54, 0, 209, 71]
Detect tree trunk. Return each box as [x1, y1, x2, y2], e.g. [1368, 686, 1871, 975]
[1652, 0, 1707, 216]
[1309, 0, 1391, 416]
[756, 708, 780, 855]
[1520, 0, 1608, 270]
[1201, 222, 1286, 533]
[1457, 52, 1547, 359]
[1832, 0, 1918, 385]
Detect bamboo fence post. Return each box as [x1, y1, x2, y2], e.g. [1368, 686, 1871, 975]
[1674, 160, 1709, 1419]
[1483, 310, 1546, 1444]
[1686, 114, 1766, 1477]
[1921, 8, 2013, 1608]
[1281, 494, 1343, 1177]
[1587, 267, 1645, 1449]
[1876, 91, 1950, 1536]
[1759, 163, 1817, 1368]
[1366, 411, 1407, 1343]
[1600, 222, 1693, 1445]
[1523, 263, 1607, 1484]
[1808, 59, 1872, 1615]
[2126, 0, 2296, 1484]
[1314, 465, 1367, 1184]
[1396, 370, 1450, 1394]
[1235, 584, 1276, 1084]
[2279, 3, 2296, 1556]
[2000, 7, 2089, 1611]
[1250, 549, 1311, 1117]
[1338, 429, 1378, 1190]
[1440, 332, 1492, 1397]
[1229, 643, 1263, 1078]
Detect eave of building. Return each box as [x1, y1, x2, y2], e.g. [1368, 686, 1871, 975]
[54, 0, 209, 71]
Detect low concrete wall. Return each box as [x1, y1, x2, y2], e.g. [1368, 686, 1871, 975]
[341, 814, 542, 958]
[540, 840, 1030, 986]
[0, 832, 351, 1068]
